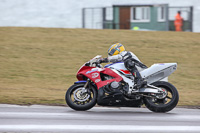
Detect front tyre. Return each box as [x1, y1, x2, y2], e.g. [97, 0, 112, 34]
[144, 81, 179, 113]
[65, 83, 97, 111]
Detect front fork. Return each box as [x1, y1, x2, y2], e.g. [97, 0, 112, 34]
[81, 79, 90, 93]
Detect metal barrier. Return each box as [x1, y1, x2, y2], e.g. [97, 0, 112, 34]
[83, 6, 193, 31]
[82, 7, 112, 29]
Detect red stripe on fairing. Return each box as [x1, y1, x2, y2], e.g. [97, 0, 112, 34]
[120, 69, 131, 74]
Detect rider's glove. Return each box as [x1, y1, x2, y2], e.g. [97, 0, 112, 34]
[99, 58, 109, 63]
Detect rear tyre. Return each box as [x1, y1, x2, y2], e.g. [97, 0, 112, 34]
[65, 83, 97, 111]
[144, 81, 179, 113]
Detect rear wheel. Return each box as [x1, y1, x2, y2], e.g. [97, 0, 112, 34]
[144, 81, 179, 113]
[65, 83, 97, 111]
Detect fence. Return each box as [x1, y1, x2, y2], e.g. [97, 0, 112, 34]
[83, 6, 193, 31]
[82, 7, 112, 29]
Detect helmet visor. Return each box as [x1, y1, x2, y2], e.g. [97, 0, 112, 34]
[108, 48, 116, 56]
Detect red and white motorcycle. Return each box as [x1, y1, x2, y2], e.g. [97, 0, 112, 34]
[65, 55, 179, 112]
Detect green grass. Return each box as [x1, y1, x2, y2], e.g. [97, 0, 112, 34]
[0, 27, 200, 106]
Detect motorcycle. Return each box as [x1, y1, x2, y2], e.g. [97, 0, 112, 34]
[65, 55, 179, 112]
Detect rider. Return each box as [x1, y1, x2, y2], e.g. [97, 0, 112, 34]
[100, 43, 147, 89]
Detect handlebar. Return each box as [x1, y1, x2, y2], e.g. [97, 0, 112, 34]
[95, 62, 102, 68]
[85, 61, 102, 68]
[85, 55, 103, 68]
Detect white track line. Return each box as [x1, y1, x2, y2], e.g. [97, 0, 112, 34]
[0, 112, 200, 121]
[0, 112, 77, 116]
[0, 125, 200, 132]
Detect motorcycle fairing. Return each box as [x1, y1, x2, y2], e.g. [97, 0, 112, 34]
[77, 66, 123, 89]
[140, 63, 177, 84]
[105, 62, 132, 76]
[74, 81, 87, 84]
[105, 62, 177, 84]
[104, 61, 123, 68]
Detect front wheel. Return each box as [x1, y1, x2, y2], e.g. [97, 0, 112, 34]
[144, 81, 179, 113]
[65, 83, 97, 111]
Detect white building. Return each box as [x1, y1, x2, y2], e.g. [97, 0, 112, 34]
[0, 0, 200, 32]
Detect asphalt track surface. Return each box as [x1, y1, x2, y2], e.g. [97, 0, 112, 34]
[0, 104, 200, 133]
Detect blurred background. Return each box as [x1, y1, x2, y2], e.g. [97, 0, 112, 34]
[0, 0, 200, 32]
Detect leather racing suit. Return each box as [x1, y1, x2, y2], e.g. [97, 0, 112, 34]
[101, 51, 147, 89]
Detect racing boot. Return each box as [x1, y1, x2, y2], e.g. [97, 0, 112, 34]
[135, 78, 147, 89]
[133, 72, 147, 89]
